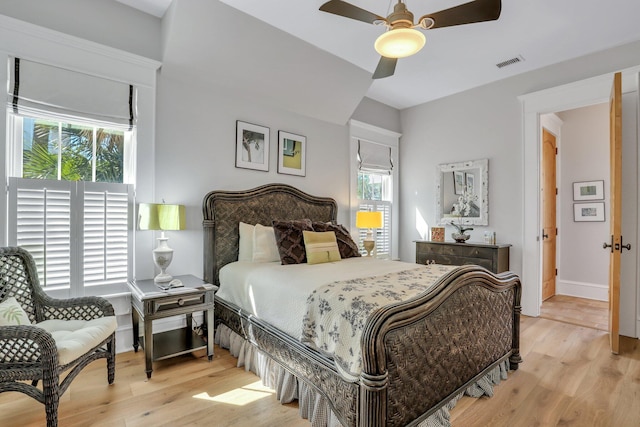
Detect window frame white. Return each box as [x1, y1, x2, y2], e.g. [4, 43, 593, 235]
[349, 120, 401, 260]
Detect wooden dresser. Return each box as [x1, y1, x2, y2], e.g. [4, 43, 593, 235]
[415, 241, 511, 274]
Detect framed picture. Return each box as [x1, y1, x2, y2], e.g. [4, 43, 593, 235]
[573, 180, 604, 201]
[453, 171, 465, 195]
[278, 131, 306, 176]
[236, 120, 269, 171]
[465, 172, 475, 194]
[573, 202, 605, 222]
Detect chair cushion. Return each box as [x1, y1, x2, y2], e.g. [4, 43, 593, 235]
[37, 316, 117, 365]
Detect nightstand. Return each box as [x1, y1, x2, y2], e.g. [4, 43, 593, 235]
[128, 274, 217, 378]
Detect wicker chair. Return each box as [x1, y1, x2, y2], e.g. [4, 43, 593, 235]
[0, 247, 116, 427]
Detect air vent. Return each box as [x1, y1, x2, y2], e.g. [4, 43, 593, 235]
[496, 55, 525, 69]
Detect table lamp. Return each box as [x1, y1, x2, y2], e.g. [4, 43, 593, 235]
[138, 203, 186, 283]
[356, 211, 383, 257]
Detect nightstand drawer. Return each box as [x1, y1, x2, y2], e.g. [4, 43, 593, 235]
[152, 293, 205, 313]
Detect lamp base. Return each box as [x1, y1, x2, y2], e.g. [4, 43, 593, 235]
[153, 235, 174, 283]
[363, 239, 375, 257]
[154, 272, 173, 284]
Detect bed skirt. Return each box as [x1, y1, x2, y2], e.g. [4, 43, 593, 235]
[215, 324, 509, 427]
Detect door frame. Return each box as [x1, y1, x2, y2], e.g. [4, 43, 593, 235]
[519, 65, 640, 318]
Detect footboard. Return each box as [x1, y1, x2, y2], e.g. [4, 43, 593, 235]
[360, 266, 522, 427]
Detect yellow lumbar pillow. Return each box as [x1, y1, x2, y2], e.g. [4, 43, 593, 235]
[303, 231, 341, 265]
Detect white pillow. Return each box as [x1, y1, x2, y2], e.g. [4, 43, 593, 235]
[238, 222, 255, 262]
[252, 224, 280, 262]
[0, 296, 31, 326]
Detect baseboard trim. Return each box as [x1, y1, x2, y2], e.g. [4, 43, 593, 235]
[557, 279, 608, 301]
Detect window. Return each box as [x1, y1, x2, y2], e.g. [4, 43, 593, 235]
[5, 57, 136, 297]
[358, 171, 392, 258]
[356, 139, 394, 259]
[7, 114, 134, 296]
[349, 121, 401, 260]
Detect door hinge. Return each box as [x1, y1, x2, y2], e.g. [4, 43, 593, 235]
[555, 147, 558, 155]
[555, 268, 558, 276]
[556, 228, 558, 236]
[555, 188, 558, 195]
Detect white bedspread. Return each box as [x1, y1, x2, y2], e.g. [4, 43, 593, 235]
[217, 258, 457, 380]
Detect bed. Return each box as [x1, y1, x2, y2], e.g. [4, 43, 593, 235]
[202, 183, 521, 427]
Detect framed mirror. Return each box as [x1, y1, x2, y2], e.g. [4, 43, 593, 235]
[436, 158, 489, 226]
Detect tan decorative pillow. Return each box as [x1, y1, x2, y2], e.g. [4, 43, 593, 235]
[303, 231, 341, 265]
[312, 222, 361, 259]
[272, 219, 313, 264]
[0, 297, 31, 326]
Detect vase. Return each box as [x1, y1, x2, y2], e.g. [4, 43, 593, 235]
[451, 232, 471, 243]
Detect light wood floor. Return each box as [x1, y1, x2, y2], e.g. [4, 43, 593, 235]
[540, 294, 609, 331]
[1, 315, 639, 426]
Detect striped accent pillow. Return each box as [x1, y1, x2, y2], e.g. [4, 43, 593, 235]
[303, 231, 341, 265]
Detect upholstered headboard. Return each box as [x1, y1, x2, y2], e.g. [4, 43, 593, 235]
[202, 183, 338, 286]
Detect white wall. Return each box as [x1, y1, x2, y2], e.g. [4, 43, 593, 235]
[556, 104, 610, 300]
[0, 0, 162, 60]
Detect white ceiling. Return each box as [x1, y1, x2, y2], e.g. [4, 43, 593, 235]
[119, 0, 640, 110]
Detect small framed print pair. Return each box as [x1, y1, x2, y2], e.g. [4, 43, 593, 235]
[235, 120, 306, 176]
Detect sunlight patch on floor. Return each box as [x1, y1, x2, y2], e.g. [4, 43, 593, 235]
[193, 380, 274, 405]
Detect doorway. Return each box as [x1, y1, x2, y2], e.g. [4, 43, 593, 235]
[539, 105, 611, 331]
[521, 68, 639, 340]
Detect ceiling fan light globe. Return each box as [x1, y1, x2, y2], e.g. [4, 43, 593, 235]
[374, 28, 425, 59]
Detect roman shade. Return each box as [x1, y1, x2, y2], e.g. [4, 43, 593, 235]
[7, 57, 136, 129]
[357, 139, 393, 174]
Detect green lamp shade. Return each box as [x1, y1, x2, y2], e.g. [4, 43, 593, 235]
[138, 203, 186, 231]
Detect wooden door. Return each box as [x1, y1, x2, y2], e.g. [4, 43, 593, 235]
[541, 128, 557, 301]
[608, 72, 622, 354]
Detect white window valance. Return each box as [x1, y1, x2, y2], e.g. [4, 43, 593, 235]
[8, 57, 136, 129]
[357, 140, 393, 174]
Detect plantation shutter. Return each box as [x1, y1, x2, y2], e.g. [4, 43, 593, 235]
[8, 57, 136, 129]
[8, 178, 73, 289]
[358, 202, 392, 259]
[81, 182, 132, 288]
[8, 178, 132, 292]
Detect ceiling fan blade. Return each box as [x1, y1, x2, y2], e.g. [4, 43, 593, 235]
[372, 57, 397, 79]
[419, 0, 501, 29]
[319, 0, 385, 25]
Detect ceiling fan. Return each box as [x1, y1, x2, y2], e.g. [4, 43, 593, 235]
[319, 0, 502, 79]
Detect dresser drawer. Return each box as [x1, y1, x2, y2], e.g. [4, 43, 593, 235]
[415, 241, 510, 274]
[417, 243, 493, 260]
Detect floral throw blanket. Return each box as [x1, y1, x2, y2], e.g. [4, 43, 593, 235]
[301, 264, 458, 380]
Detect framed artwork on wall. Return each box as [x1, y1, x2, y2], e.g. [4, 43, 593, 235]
[573, 202, 605, 222]
[278, 131, 306, 176]
[236, 120, 269, 171]
[573, 180, 604, 201]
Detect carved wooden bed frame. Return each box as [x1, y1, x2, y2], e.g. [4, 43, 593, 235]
[202, 183, 521, 427]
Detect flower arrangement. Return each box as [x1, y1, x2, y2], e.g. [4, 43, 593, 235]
[450, 190, 477, 240]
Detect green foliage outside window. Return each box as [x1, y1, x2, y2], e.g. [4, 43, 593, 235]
[358, 172, 383, 201]
[22, 118, 124, 183]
